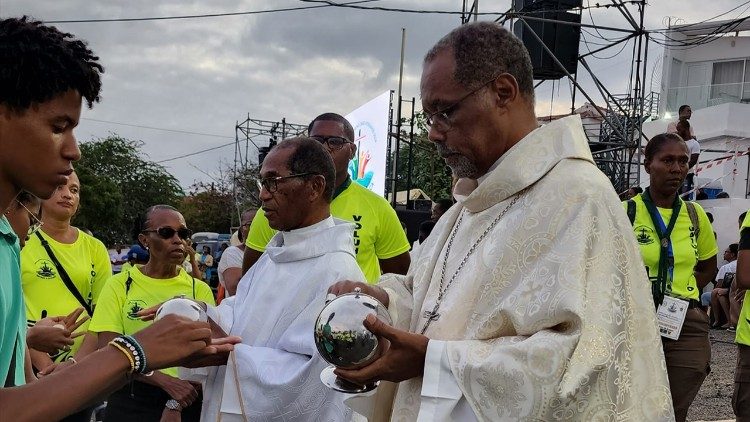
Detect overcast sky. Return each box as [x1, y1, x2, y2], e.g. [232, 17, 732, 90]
[1, 0, 743, 188]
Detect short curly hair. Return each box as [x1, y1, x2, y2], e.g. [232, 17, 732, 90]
[272, 137, 336, 202]
[425, 22, 535, 103]
[0, 16, 104, 112]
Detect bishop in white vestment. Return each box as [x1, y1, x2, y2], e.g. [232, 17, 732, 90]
[331, 23, 674, 421]
[372, 115, 674, 421]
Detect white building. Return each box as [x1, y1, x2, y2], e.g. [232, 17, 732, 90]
[641, 18, 750, 253]
[537, 102, 604, 141]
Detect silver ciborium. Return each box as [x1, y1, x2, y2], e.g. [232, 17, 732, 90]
[314, 287, 391, 393]
[155, 295, 207, 322]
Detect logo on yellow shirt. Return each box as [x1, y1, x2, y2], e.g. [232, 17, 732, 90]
[35, 259, 56, 279]
[635, 226, 655, 245]
[127, 300, 147, 320]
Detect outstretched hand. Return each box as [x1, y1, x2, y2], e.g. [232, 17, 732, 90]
[132, 314, 241, 371]
[333, 314, 428, 385]
[136, 303, 163, 321]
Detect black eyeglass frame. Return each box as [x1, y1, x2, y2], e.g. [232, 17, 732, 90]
[256, 172, 319, 193]
[142, 226, 192, 240]
[424, 74, 504, 132]
[309, 135, 353, 151]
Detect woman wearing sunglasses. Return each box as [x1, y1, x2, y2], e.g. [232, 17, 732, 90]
[89, 204, 215, 422]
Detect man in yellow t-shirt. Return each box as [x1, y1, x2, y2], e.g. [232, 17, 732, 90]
[732, 210, 750, 420]
[88, 266, 215, 378]
[21, 229, 112, 362]
[242, 113, 411, 283]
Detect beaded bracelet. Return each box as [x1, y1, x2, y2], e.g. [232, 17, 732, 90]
[122, 335, 147, 371]
[109, 336, 148, 374]
[109, 341, 135, 372]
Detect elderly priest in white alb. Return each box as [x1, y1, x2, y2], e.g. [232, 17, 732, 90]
[184, 138, 366, 421]
[329, 22, 674, 421]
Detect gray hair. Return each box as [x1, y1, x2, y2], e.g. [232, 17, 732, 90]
[272, 137, 336, 202]
[425, 22, 535, 103]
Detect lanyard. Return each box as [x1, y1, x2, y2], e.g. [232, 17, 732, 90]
[641, 189, 682, 306]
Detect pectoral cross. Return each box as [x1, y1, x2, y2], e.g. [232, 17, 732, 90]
[420, 303, 441, 334]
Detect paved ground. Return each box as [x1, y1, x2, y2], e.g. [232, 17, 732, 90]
[688, 327, 737, 421]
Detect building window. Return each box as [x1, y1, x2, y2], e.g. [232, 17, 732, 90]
[711, 60, 745, 103]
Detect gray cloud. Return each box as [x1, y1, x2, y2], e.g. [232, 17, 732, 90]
[2, 0, 738, 187]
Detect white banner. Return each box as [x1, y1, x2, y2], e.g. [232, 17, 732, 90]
[345, 91, 391, 196]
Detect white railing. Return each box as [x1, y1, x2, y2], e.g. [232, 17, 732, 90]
[665, 82, 750, 114]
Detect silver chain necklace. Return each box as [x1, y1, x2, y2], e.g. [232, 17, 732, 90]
[420, 190, 525, 334]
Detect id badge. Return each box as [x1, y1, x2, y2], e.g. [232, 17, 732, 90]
[656, 296, 689, 340]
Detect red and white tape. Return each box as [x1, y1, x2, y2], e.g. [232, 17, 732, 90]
[695, 151, 748, 173]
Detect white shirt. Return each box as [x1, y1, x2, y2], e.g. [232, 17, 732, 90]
[109, 251, 126, 272]
[717, 260, 737, 287]
[217, 245, 244, 288]
[685, 138, 700, 174]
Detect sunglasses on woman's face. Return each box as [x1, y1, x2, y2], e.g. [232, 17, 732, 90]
[142, 226, 192, 240]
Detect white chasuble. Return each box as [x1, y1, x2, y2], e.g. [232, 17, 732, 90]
[196, 217, 367, 421]
[374, 116, 674, 421]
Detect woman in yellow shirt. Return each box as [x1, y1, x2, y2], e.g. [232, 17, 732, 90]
[626, 132, 717, 421]
[90, 205, 215, 422]
[20, 172, 112, 422]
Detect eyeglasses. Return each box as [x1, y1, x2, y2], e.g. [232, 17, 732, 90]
[142, 227, 192, 240]
[309, 136, 353, 151]
[256, 172, 317, 193]
[17, 200, 43, 240]
[424, 76, 500, 132]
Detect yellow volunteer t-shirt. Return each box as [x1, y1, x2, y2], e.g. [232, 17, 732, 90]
[21, 229, 112, 361]
[735, 210, 750, 346]
[246, 181, 410, 283]
[88, 266, 215, 377]
[624, 194, 717, 301]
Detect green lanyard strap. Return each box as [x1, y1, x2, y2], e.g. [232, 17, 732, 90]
[641, 188, 682, 307]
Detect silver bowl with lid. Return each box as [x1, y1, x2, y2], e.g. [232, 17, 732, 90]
[314, 287, 391, 393]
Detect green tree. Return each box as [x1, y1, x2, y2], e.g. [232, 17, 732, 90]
[73, 135, 184, 246]
[181, 162, 261, 234]
[393, 116, 453, 202]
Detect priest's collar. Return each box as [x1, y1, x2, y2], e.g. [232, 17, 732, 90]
[280, 215, 335, 245]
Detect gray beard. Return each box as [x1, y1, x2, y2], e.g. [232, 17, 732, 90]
[449, 157, 478, 178]
[436, 143, 477, 178]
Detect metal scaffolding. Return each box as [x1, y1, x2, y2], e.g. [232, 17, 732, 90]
[496, 0, 653, 193]
[230, 116, 307, 226]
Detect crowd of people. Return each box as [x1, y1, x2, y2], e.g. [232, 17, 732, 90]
[4, 14, 750, 422]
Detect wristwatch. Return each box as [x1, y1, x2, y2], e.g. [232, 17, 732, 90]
[165, 399, 182, 412]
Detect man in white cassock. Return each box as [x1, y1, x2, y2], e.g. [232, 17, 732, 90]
[186, 137, 366, 421]
[329, 22, 675, 421]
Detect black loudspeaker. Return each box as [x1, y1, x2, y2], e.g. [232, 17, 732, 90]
[513, 2, 581, 80]
[514, 0, 581, 12]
